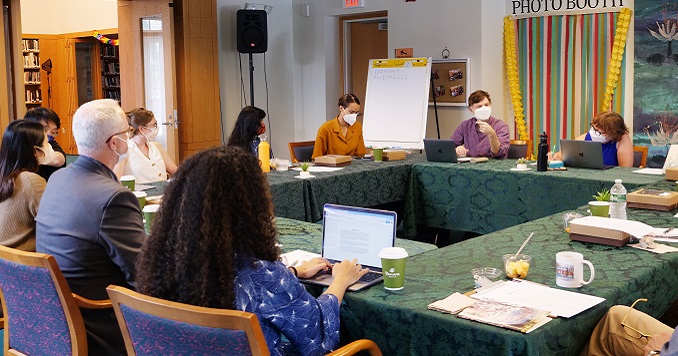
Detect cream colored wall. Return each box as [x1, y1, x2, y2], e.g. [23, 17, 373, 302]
[20, 0, 117, 34]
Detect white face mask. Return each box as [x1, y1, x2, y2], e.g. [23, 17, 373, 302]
[111, 136, 129, 161]
[36, 144, 55, 165]
[474, 106, 492, 121]
[142, 127, 159, 142]
[343, 113, 358, 126]
[588, 127, 608, 143]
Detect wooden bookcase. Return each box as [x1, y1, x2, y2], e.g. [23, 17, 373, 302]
[22, 38, 42, 107]
[100, 39, 120, 103]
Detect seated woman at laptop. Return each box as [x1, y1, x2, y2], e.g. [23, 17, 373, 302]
[451, 90, 510, 158]
[135, 146, 367, 355]
[551, 111, 633, 167]
[312, 94, 366, 159]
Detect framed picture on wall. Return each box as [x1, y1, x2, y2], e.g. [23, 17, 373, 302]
[428, 58, 470, 107]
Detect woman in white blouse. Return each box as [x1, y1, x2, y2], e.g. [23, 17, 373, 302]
[114, 108, 177, 183]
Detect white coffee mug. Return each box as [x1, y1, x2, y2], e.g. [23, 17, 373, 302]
[556, 251, 595, 288]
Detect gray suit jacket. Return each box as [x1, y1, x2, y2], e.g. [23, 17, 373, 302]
[36, 155, 145, 300]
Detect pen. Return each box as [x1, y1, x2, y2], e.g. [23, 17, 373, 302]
[663, 228, 673, 234]
[551, 145, 556, 157]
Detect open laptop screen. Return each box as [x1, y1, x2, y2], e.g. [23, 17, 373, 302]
[322, 204, 397, 269]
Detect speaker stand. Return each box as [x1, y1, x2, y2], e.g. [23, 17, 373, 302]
[249, 53, 255, 106]
[430, 72, 441, 139]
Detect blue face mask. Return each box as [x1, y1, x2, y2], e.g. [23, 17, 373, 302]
[47, 135, 54, 142]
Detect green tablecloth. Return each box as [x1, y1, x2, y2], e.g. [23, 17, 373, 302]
[339, 207, 678, 355]
[404, 160, 664, 237]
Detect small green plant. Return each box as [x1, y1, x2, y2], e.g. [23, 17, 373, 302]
[301, 162, 309, 172]
[516, 158, 527, 165]
[593, 188, 611, 202]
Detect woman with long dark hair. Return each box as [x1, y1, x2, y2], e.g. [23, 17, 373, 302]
[227, 106, 272, 157]
[136, 146, 365, 355]
[0, 120, 51, 251]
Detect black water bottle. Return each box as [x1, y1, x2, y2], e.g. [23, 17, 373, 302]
[537, 132, 548, 172]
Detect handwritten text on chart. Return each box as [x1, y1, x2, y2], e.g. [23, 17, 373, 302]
[372, 69, 409, 81]
[511, 0, 624, 15]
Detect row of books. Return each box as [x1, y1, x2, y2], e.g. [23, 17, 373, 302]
[104, 89, 121, 101]
[104, 76, 120, 87]
[24, 71, 41, 84]
[23, 53, 39, 68]
[104, 62, 120, 74]
[101, 45, 118, 57]
[26, 89, 41, 103]
[22, 39, 39, 52]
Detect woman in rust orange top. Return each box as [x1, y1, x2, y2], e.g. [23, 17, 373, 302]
[312, 94, 366, 159]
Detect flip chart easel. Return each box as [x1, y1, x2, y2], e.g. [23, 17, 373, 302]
[362, 57, 432, 150]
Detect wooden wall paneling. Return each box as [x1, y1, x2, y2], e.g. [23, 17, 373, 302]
[174, 0, 221, 161]
[117, 1, 145, 110]
[0, 1, 13, 130]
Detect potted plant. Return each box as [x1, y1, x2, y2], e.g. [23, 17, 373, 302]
[299, 162, 311, 178]
[589, 188, 611, 217]
[516, 158, 528, 170]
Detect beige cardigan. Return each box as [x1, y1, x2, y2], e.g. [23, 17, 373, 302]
[0, 171, 46, 251]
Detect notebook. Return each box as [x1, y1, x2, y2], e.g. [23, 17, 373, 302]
[560, 139, 614, 170]
[423, 139, 472, 163]
[300, 204, 397, 291]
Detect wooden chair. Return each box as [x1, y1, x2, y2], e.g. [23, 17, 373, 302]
[633, 146, 648, 168]
[508, 139, 532, 160]
[107, 285, 382, 356]
[288, 140, 315, 163]
[0, 245, 111, 355]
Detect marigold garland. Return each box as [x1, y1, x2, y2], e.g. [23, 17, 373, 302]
[504, 17, 528, 140]
[92, 31, 119, 46]
[601, 8, 632, 112]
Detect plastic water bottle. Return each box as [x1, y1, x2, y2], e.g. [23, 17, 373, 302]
[537, 132, 548, 172]
[258, 134, 270, 173]
[610, 179, 627, 220]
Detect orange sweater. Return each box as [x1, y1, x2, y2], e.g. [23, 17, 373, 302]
[312, 117, 366, 159]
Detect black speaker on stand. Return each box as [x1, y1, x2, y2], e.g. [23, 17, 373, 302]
[237, 9, 268, 106]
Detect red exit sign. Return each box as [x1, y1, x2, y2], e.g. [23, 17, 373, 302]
[342, 0, 365, 9]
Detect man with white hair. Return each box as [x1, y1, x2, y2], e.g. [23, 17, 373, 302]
[36, 99, 145, 355]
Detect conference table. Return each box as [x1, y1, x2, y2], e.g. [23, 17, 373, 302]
[278, 206, 678, 355]
[403, 160, 663, 237]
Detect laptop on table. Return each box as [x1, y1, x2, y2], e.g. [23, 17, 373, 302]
[423, 139, 473, 163]
[300, 204, 397, 292]
[560, 139, 614, 170]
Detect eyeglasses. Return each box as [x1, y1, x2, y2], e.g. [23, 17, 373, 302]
[621, 298, 653, 340]
[590, 123, 603, 135]
[42, 125, 59, 137]
[143, 123, 158, 130]
[106, 126, 134, 143]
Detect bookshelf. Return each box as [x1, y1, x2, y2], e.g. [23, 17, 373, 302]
[22, 38, 42, 107]
[100, 40, 120, 103]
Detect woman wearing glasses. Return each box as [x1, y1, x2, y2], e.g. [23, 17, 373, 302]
[550, 111, 634, 167]
[312, 94, 366, 159]
[113, 108, 177, 183]
[0, 120, 49, 251]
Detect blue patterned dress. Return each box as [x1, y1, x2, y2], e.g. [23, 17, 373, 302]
[234, 259, 340, 356]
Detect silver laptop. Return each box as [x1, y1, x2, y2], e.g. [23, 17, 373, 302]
[423, 139, 472, 163]
[560, 139, 614, 170]
[301, 204, 396, 292]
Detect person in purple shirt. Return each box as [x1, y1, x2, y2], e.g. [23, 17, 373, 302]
[451, 90, 510, 158]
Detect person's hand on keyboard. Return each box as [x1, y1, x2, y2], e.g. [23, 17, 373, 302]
[331, 259, 369, 288]
[296, 257, 332, 278]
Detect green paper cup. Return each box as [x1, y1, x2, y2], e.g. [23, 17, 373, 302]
[134, 191, 147, 210]
[379, 247, 408, 290]
[373, 148, 383, 162]
[142, 204, 160, 233]
[120, 175, 135, 191]
[589, 201, 610, 217]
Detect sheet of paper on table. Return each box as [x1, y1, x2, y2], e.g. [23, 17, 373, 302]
[647, 228, 678, 243]
[570, 216, 655, 239]
[292, 166, 344, 173]
[471, 279, 605, 318]
[427, 292, 476, 314]
[628, 243, 678, 254]
[632, 168, 664, 175]
[280, 250, 321, 267]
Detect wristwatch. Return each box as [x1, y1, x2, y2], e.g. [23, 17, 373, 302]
[646, 350, 660, 356]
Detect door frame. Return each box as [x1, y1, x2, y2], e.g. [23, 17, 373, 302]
[339, 11, 387, 95]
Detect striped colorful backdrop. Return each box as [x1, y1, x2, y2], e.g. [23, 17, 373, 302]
[514, 12, 627, 149]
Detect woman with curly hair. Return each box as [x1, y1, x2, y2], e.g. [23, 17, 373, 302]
[135, 146, 366, 355]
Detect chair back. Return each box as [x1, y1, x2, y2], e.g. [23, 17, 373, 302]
[508, 139, 532, 159]
[0, 245, 87, 355]
[106, 285, 270, 356]
[633, 145, 648, 168]
[288, 140, 315, 163]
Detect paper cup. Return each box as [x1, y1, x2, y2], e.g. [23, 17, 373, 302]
[142, 204, 160, 233]
[373, 148, 384, 162]
[134, 191, 147, 210]
[120, 175, 136, 191]
[276, 159, 290, 171]
[379, 247, 407, 290]
[588, 201, 610, 217]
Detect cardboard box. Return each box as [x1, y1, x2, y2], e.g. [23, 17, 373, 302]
[569, 218, 631, 247]
[627, 188, 678, 211]
[314, 154, 352, 167]
[383, 150, 406, 161]
[665, 167, 678, 181]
